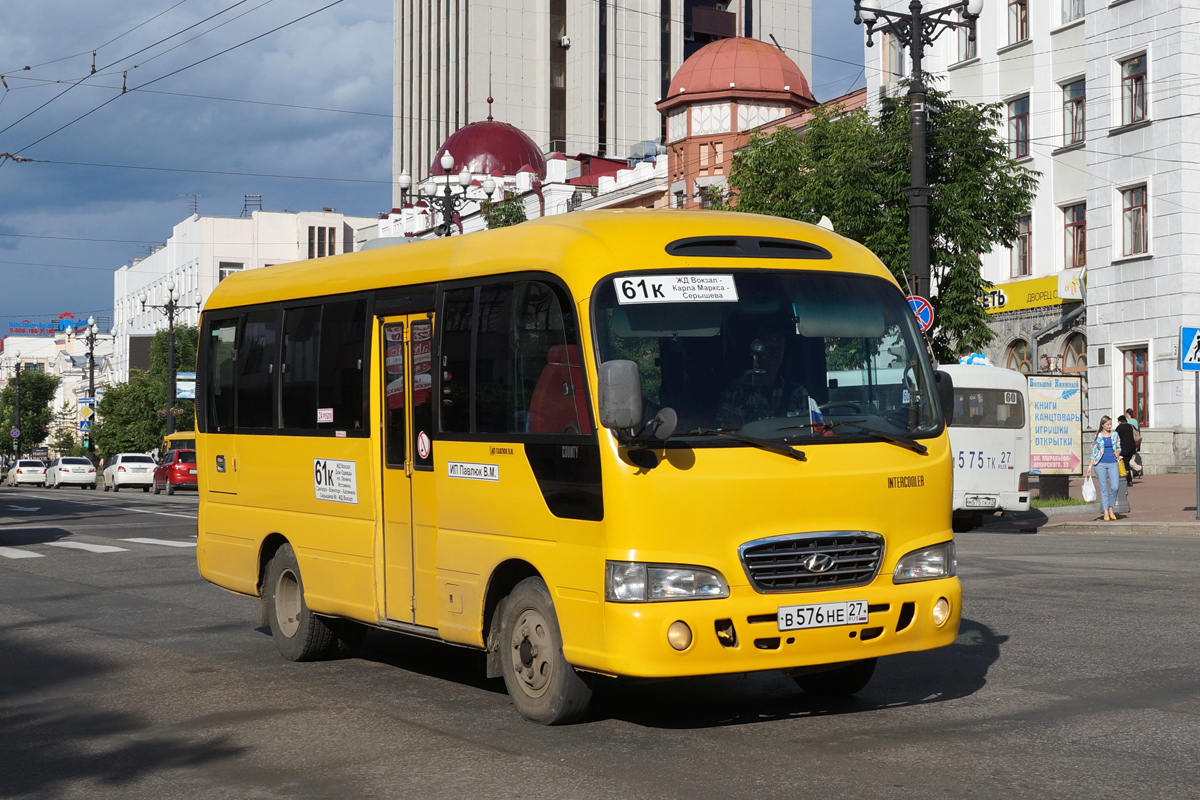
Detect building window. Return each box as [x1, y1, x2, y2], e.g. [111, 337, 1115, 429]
[1008, 0, 1028, 44]
[307, 226, 338, 258]
[1123, 347, 1148, 426]
[1121, 54, 1147, 126]
[549, 0, 567, 153]
[1062, 333, 1087, 375]
[884, 33, 907, 83]
[1122, 185, 1148, 256]
[1062, 0, 1083, 24]
[1006, 340, 1032, 374]
[957, 11, 977, 62]
[1064, 203, 1086, 269]
[218, 261, 244, 283]
[1063, 79, 1085, 145]
[1012, 215, 1031, 277]
[1009, 95, 1030, 158]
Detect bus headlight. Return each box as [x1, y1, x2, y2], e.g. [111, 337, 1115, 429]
[893, 542, 956, 584]
[605, 562, 730, 602]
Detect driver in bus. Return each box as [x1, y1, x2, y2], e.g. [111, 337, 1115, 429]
[717, 316, 812, 429]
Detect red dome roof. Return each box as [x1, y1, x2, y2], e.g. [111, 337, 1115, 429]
[431, 120, 546, 180]
[661, 37, 813, 110]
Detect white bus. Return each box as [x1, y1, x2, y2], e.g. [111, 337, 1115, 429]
[939, 364, 1031, 531]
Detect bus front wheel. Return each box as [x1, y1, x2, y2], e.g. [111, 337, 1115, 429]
[499, 577, 592, 725]
[793, 658, 876, 698]
[265, 542, 336, 662]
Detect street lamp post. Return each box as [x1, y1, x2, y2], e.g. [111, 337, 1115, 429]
[10, 350, 20, 457]
[854, 0, 983, 300]
[83, 316, 100, 456]
[140, 280, 201, 436]
[397, 153, 496, 237]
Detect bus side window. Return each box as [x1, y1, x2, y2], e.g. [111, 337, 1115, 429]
[281, 305, 322, 430]
[440, 288, 475, 433]
[318, 299, 367, 431]
[205, 318, 239, 433]
[237, 309, 281, 430]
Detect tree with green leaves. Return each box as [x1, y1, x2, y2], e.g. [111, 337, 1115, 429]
[716, 82, 1039, 362]
[480, 190, 528, 230]
[90, 324, 200, 458]
[0, 369, 61, 457]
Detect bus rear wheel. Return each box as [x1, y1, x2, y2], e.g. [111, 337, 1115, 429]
[793, 658, 876, 697]
[265, 542, 336, 662]
[499, 577, 592, 725]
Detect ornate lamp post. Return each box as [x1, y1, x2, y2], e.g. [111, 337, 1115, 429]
[854, 0, 983, 300]
[82, 316, 100, 456]
[9, 349, 20, 457]
[399, 153, 496, 237]
[140, 280, 201, 436]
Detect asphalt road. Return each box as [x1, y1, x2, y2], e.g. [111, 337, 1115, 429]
[2, 486, 1198, 799]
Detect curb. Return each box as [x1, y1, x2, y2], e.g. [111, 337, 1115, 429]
[1040, 521, 1200, 536]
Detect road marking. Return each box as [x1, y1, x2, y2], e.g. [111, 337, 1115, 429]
[0, 546, 44, 559]
[6, 505, 40, 511]
[115, 506, 198, 520]
[14, 492, 198, 520]
[121, 538, 196, 548]
[45, 541, 129, 554]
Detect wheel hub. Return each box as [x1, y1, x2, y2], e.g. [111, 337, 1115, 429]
[509, 609, 552, 697]
[274, 568, 301, 638]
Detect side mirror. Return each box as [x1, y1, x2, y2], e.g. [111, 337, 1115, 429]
[935, 370, 954, 427]
[598, 360, 643, 430]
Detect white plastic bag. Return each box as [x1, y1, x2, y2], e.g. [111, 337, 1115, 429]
[1081, 477, 1097, 504]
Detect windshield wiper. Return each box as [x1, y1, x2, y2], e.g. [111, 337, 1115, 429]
[683, 429, 806, 462]
[778, 419, 928, 456]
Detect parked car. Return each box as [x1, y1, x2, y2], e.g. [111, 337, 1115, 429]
[153, 449, 198, 495]
[7, 459, 47, 487]
[103, 453, 157, 492]
[46, 457, 97, 489]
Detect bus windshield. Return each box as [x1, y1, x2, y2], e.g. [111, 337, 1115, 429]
[594, 270, 942, 443]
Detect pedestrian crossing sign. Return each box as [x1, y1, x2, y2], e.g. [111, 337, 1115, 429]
[1182, 327, 1200, 371]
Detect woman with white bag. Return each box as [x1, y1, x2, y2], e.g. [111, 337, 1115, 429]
[1084, 416, 1121, 521]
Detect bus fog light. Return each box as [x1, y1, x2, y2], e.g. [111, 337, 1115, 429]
[667, 621, 693, 651]
[932, 598, 951, 627]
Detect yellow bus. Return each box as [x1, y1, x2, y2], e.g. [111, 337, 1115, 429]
[196, 210, 961, 724]
[161, 431, 196, 455]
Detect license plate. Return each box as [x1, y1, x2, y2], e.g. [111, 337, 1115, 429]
[777, 600, 869, 631]
[189, 469, 197, 475]
[965, 495, 996, 508]
[71, 469, 85, 473]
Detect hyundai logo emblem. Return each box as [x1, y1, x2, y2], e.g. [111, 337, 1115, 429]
[802, 553, 836, 573]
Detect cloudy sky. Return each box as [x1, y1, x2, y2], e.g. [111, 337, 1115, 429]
[0, 1, 864, 337]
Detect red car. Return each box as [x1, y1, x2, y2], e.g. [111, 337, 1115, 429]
[153, 449, 198, 495]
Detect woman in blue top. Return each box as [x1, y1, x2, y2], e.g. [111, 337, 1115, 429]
[1085, 415, 1121, 521]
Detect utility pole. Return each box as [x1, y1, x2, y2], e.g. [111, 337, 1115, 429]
[140, 280, 201, 436]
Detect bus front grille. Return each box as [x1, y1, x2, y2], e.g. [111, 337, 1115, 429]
[739, 532, 884, 593]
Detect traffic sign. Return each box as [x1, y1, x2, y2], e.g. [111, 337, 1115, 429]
[78, 420, 91, 431]
[9, 428, 18, 439]
[1182, 327, 1200, 371]
[79, 405, 94, 421]
[907, 295, 935, 333]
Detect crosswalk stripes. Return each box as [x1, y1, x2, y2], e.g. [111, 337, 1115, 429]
[0, 537, 195, 559]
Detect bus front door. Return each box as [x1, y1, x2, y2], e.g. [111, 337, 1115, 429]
[379, 314, 436, 623]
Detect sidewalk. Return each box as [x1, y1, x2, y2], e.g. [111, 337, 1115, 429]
[978, 472, 1200, 535]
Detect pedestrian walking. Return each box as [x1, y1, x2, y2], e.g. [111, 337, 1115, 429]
[1115, 415, 1137, 486]
[1085, 415, 1122, 521]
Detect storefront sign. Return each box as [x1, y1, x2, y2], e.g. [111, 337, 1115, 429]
[1028, 375, 1083, 475]
[984, 275, 1080, 315]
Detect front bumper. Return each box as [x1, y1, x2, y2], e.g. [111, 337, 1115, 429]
[585, 577, 962, 679]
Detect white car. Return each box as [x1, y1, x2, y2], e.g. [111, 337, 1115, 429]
[103, 453, 156, 492]
[47, 456, 97, 489]
[7, 459, 47, 487]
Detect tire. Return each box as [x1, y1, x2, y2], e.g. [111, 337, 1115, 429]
[951, 513, 979, 533]
[167, 482, 176, 496]
[264, 542, 337, 662]
[153, 482, 161, 495]
[793, 658, 877, 697]
[104, 481, 110, 492]
[498, 577, 592, 725]
[143, 485, 150, 493]
[90, 483, 97, 490]
[112, 484, 119, 492]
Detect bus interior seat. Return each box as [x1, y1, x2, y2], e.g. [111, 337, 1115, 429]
[527, 344, 592, 434]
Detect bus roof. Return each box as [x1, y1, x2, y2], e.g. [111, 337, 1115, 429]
[202, 209, 898, 311]
[938, 363, 1030, 391]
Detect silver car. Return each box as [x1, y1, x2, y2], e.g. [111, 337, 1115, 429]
[47, 456, 98, 489]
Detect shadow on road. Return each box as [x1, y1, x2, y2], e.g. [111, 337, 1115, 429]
[0, 527, 74, 547]
[0, 623, 245, 797]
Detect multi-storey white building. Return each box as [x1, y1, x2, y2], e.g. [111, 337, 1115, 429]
[111, 208, 374, 382]
[393, 0, 812, 205]
[864, 0, 1199, 468]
